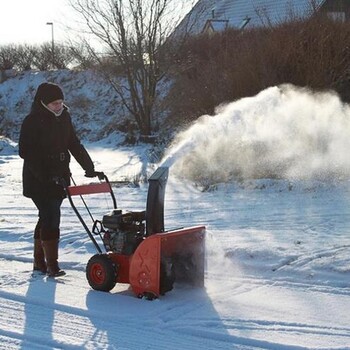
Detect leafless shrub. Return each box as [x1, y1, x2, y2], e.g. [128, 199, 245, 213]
[166, 15, 350, 126]
[68, 42, 99, 69]
[53, 44, 74, 69]
[15, 44, 36, 71]
[31, 43, 53, 71]
[0, 45, 17, 70]
[0, 42, 77, 71]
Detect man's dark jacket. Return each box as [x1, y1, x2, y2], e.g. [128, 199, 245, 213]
[19, 103, 94, 199]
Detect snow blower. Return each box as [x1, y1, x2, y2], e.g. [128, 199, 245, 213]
[65, 167, 205, 299]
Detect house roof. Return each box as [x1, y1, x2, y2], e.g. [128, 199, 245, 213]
[177, 0, 327, 35]
[203, 19, 229, 33]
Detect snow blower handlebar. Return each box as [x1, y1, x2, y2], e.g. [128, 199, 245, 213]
[64, 172, 117, 254]
[67, 172, 116, 208]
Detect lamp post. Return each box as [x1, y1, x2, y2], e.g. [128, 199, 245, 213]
[46, 22, 55, 68]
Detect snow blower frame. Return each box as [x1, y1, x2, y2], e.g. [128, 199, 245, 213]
[65, 167, 205, 299]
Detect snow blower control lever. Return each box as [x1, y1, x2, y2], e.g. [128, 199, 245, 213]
[65, 167, 206, 299]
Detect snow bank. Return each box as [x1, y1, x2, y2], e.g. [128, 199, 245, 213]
[0, 70, 127, 143]
[0, 136, 17, 156]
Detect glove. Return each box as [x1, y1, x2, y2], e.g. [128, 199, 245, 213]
[84, 170, 105, 180]
[84, 169, 96, 178]
[96, 171, 105, 180]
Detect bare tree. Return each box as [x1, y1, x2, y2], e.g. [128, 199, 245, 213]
[53, 44, 75, 69]
[68, 42, 98, 69]
[0, 43, 76, 72]
[32, 43, 53, 71]
[0, 45, 17, 70]
[15, 44, 37, 71]
[69, 0, 194, 136]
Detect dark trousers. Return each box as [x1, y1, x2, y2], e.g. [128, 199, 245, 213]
[32, 197, 63, 240]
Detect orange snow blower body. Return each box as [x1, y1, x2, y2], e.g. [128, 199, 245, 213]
[66, 167, 205, 299]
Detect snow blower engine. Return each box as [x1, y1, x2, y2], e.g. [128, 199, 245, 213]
[66, 167, 205, 299]
[101, 210, 145, 256]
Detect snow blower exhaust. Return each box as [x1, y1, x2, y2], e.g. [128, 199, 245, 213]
[66, 167, 205, 299]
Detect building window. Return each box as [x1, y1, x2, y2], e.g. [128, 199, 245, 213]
[327, 11, 346, 22]
[239, 16, 251, 30]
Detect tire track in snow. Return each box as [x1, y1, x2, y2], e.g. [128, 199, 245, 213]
[272, 245, 350, 272]
[0, 293, 106, 350]
[2, 253, 350, 312]
[205, 270, 350, 299]
[0, 260, 245, 350]
[167, 320, 349, 350]
[220, 317, 350, 339]
[0, 290, 244, 350]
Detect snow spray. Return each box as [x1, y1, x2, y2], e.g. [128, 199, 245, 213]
[160, 84, 350, 184]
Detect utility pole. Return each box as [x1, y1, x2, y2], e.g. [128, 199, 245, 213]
[46, 22, 55, 69]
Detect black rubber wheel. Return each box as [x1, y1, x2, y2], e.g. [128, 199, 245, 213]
[143, 292, 158, 301]
[86, 254, 117, 292]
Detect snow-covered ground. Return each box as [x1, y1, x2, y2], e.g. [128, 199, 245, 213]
[1, 85, 350, 349]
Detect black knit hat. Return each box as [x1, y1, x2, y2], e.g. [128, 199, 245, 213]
[34, 82, 64, 105]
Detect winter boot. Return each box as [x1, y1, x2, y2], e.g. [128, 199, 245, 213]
[33, 220, 46, 273]
[33, 239, 47, 273]
[42, 239, 66, 277]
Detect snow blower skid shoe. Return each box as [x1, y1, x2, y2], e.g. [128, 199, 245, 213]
[65, 167, 205, 299]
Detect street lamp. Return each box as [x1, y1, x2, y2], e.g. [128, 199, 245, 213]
[46, 22, 55, 68]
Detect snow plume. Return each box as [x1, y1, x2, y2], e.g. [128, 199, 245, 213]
[161, 85, 350, 184]
[205, 231, 243, 291]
